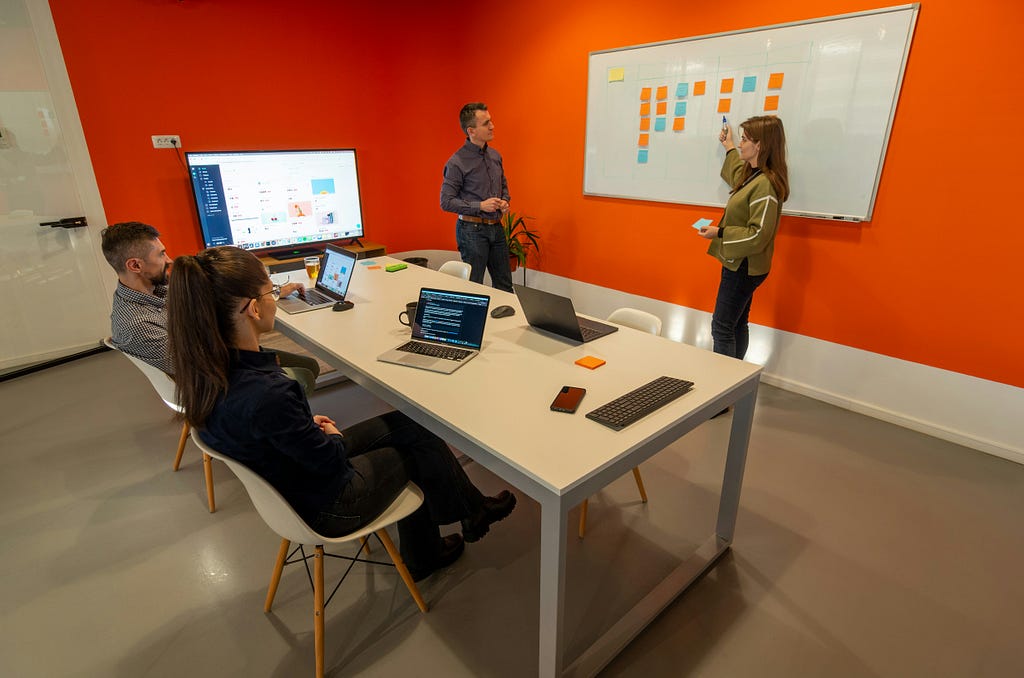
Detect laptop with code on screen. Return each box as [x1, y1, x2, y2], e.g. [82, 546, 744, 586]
[377, 287, 491, 374]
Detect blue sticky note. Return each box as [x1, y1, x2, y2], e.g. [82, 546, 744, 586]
[742, 76, 757, 92]
[654, 117, 667, 132]
[360, 260, 377, 266]
[692, 218, 713, 231]
[674, 101, 687, 116]
[638, 149, 649, 164]
[676, 82, 689, 97]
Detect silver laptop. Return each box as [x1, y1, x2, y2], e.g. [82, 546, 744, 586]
[514, 284, 619, 343]
[277, 244, 357, 314]
[377, 287, 490, 374]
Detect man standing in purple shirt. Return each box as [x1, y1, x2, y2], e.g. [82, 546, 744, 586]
[440, 103, 513, 292]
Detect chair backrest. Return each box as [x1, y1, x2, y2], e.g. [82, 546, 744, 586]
[192, 435, 324, 544]
[438, 260, 471, 280]
[117, 348, 182, 413]
[607, 307, 662, 336]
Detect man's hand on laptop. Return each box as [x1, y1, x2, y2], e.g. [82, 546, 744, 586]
[281, 282, 306, 299]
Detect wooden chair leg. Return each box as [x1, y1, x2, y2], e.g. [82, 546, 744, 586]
[314, 546, 325, 678]
[578, 499, 589, 539]
[376, 529, 428, 613]
[359, 536, 371, 554]
[632, 466, 648, 503]
[265, 538, 290, 612]
[173, 422, 190, 471]
[202, 452, 216, 513]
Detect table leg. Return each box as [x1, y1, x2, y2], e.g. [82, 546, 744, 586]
[716, 381, 758, 541]
[538, 497, 568, 678]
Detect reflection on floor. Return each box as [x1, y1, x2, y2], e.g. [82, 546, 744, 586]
[1, 350, 1022, 677]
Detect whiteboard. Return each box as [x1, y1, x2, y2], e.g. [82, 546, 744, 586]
[583, 5, 918, 221]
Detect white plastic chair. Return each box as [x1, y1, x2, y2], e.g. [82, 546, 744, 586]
[192, 436, 428, 678]
[438, 260, 471, 280]
[107, 340, 216, 512]
[578, 308, 663, 538]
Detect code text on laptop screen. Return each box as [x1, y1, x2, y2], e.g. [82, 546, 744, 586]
[415, 290, 489, 349]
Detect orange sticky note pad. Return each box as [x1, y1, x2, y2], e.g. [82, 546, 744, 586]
[575, 356, 606, 370]
[639, 102, 651, 116]
[764, 95, 779, 111]
[768, 72, 784, 89]
[639, 117, 651, 131]
[656, 85, 668, 100]
[367, 265, 382, 270]
[655, 101, 667, 115]
[640, 87, 652, 100]
[638, 133, 649, 146]
[720, 78, 734, 93]
[693, 80, 706, 95]
[673, 117, 685, 131]
[717, 98, 731, 113]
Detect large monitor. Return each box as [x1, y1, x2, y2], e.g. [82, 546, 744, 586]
[185, 149, 365, 259]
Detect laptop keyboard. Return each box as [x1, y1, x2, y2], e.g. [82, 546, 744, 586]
[397, 341, 472, 361]
[300, 288, 332, 305]
[586, 376, 695, 431]
[579, 324, 603, 342]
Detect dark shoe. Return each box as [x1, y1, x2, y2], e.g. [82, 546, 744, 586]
[462, 490, 517, 543]
[408, 533, 464, 582]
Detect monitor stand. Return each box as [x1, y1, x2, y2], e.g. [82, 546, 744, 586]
[345, 237, 364, 248]
[266, 247, 321, 260]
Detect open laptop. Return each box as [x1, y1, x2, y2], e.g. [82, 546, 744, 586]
[277, 243, 357, 314]
[377, 287, 490, 374]
[514, 284, 619, 343]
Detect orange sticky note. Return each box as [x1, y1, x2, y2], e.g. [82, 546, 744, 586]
[638, 133, 649, 146]
[656, 85, 668, 100]
[717, 98, 731, 113]
[656, 101, 667, 115]
[640, 87, 652, 100]
[768, 72, 784, 89]
[640, 102, 651, 116]
[367, 265, 382, 270]
[693, 80, 706, 95]
[673, 117, 685, 131]
[764, 95, 779, 111]
[575, 356, 606, 370]
[720, 78, 734, 93]
[639, 117, 651, 131]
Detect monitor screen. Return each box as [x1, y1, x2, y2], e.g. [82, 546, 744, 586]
[185, 149, 364, 255]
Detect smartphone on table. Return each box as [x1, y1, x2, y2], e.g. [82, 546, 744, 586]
[550, 386, 586, 413]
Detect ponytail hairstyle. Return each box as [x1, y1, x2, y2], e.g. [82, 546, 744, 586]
[732, 115, 790, 203]
[166, 246, 268, 427]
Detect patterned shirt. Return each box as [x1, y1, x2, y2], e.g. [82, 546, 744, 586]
[110, 281, 172, 374]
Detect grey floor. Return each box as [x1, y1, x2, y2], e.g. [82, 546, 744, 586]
[1, 350, 1022, 678]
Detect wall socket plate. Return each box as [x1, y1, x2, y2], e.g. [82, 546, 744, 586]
[151, 134, 181, 149]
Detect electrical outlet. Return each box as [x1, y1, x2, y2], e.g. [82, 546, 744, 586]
[151, 134, 181, 149]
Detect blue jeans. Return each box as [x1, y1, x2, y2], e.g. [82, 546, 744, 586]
[711, 259, 767, 360]
[456, 219, 513, 292]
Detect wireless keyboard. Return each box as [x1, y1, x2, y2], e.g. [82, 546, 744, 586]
[585, 375, 694, 431]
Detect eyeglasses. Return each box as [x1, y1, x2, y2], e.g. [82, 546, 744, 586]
[240, 284, 281, 313]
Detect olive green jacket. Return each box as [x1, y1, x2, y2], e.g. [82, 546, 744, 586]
[706, 149, 780, 275]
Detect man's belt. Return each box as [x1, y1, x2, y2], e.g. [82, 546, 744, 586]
[459, 215, 501, 225]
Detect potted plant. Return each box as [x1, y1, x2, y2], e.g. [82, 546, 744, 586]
[502, 211, 540, 272]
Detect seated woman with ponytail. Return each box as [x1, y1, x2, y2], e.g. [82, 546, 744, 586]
[166, 246, 516, 580]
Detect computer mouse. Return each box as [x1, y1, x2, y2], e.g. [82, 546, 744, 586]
[490, 305, 516, 318]
[332, 301, 353, 312]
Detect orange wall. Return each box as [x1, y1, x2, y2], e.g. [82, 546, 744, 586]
[49, 0, 1024, 388]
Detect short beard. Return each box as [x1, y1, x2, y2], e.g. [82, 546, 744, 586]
[150, 266, 169, 287]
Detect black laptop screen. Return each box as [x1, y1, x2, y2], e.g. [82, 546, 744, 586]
[413, 288, 490, 349]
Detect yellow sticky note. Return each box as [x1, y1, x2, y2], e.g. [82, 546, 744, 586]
[638, 133, 649, 146]
[764, 95, 779, 111]
[720, 78, 734, 94]
[693, 80, 706, 95]
[608, 67, 625, 82]
[717, 98, 731, 113]
[639, 117, 651, 131]
[673, 117, 685, 131]
[656, 85, 668, 100]
[640, 87, 652, 100]
[640, 102, 651, 116]
[656, 101, 667, 115]
[768, 72, 784, 89]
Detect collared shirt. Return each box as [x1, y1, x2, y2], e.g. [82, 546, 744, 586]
[440, 138, 510, 219]
[110, 281, 173, 374]
[199, 350, 351, 526]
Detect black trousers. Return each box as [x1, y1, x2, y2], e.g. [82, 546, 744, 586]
[311, 411, 485, 570]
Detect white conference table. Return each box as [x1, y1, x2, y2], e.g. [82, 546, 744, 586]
[273, 257, 761, 677]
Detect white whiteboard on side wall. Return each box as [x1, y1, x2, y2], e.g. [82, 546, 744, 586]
[584, 4, 918, 222]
